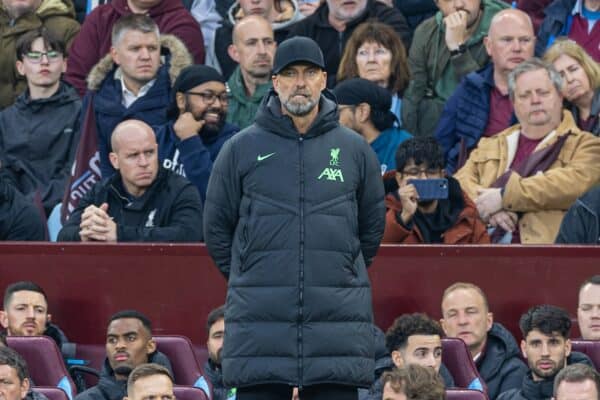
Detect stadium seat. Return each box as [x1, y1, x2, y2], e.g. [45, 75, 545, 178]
[193, 345, 209, 369]
[34, 387, 70, 400]
[446, 389, 489, 400]
[6, 336, 77, 400]
[174, 386, 209, 400]
[571, 340, 600, 370]
[442, 338, 486, 392]
[154, 335, 212, 396]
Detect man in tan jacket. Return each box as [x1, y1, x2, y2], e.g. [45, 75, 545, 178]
[455, 58, 600, 244]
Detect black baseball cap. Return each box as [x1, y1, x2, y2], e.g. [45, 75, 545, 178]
[272, 36, 325, 74]
[332, 78, 392, 112]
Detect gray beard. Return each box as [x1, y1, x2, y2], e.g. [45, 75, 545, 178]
[282, 97, 318, 117]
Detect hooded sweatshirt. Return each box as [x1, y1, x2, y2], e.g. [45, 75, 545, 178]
[0, 0, 80, 109]
[74, 351, 173, 400]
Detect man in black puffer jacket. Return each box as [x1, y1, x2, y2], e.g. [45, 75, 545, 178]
[74, 310, 173, 400]
[497, 305, 594, 400]
[204, 37, 386, 400]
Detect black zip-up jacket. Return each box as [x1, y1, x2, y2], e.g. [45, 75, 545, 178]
[0, 82, 81, 214]
[58, 167, 203, 242]
[74, 351, 173, 400]
[286, 0, 411, 88]
[496, 352, 593, 400]
[203, 360, 229, 400]
[204, 90, 386, 388]
[556, 186, 600, 244]
[477, 323, 528, 400]
[0, 178, 45, 240]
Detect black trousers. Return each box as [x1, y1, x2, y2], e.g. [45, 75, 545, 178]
[236, 384, 358, 400]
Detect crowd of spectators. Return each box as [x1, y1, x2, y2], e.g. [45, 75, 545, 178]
[1, 0, 599, 244]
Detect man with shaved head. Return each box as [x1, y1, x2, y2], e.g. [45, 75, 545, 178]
[436, 9, 535, 174]
[226, 15, 276, 129]
[58, 119, 203, 242]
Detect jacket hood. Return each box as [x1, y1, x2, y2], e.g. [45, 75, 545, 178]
[434, 0, 507, 43]
[254, 89, 340, 139]
[86, 34, 192, 91]
[110, 0, 187, 17]
[43, 321, 70, 349]
[227, 0, 303, 29]
[479, 322, 522, 378]
[15, 82, 79, 113]
[36, 0, 75, 18]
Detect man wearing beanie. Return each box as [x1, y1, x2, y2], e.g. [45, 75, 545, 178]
[333, 78, 412, 174]
[204, 36, 385, 400]
[155, 65, 239, 202]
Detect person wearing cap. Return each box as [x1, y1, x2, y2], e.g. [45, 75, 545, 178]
[154, 65, 239, 202]
[382, 136, 489, 244]
[204, 36, 385, 400]
[58, 119, 204, 242]
[333, 78, 412, 174]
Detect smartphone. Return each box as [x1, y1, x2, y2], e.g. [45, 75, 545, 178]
[407, 178, 449, 201]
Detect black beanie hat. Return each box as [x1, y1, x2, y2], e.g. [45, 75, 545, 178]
[167, 65, 225, 119]
[332, 78, 392, 112]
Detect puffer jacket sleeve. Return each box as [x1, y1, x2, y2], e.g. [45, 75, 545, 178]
[555, 196, 598, 244]
[358, 145, 386, 267]
[435, 84, 462, 174]
[203, 138, 242, 278]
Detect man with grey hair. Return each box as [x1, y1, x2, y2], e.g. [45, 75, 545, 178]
[204, 36, 385, 399]
[75, 14, 192, 179]
[286, 0, 410, 87]
[554, 364, 600, 400]
[455, 58, 600, 244]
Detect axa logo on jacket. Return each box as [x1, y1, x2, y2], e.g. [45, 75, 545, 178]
[318, 147, 344, 182]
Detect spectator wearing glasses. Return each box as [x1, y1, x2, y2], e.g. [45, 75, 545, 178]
[383, 136, 489, 244]
[155, 65, 239, 202]
[0, 28, 81, 216]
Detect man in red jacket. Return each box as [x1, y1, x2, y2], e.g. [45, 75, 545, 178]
[383, 137, 489, 244]
[64, 0, 204, 96]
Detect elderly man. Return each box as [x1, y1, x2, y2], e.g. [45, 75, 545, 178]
[455, 58, 600, 244]
[58, 120, 203, 242]
[226, 15, 276, 130]
[0, 0, 79, 109]
[287, 0, 410, 87]
[435, 9, 535, 174]
[402, 0, 507, 137]
[204, 36, 385, 399]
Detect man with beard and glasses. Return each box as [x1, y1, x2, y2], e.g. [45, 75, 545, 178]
[382, 137, 489, 244]
[156, 65, 239, 203]
[226, 15, 276, 130]
[74, 310, 174, 400]
[497, 305, 594, 400]
[204, 36, 385, 400]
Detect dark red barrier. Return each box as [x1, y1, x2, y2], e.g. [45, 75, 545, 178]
[0, 243, 596, 345]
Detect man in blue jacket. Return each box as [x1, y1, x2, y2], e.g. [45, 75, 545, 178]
[155, 65, 239, 202]
[204, 36, 385, 400]
[435, 9, 535, 174]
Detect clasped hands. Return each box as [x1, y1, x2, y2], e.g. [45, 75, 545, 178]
[476, 188, 518, 233]
[79, 203, 117, 242]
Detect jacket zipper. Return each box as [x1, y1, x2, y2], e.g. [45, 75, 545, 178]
[297, 135, 305, 388]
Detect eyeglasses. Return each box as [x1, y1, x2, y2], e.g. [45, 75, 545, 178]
[23, 51, 63, 63]
[401, 168, 442, 178]
[186, 91, 230, 104]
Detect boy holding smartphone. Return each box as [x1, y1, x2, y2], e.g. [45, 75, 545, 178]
[382, 137, 489, 244]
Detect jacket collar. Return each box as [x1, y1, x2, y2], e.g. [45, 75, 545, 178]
[108, 167, 168, 211]
[86, 34, 192, 92]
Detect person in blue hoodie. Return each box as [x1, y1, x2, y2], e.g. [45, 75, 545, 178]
[155, 65, 239, 202]
[333, 78, 412, 175]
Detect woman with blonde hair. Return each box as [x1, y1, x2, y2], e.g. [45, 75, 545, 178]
[544, 38, 600, 136]
[337, 21, 410, 124]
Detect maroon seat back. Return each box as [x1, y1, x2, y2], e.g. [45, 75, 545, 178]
[6, 336, 76, 400]
[446, 389, 489, 400]
[173, 386, 209, 400]
[193, 345, 209, 370]
[442, 338, 486, 391]
[153, 335, 211, 396]
[571, 340, 600, 370]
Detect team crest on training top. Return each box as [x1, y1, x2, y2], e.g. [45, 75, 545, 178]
[318, 148, 344, 182]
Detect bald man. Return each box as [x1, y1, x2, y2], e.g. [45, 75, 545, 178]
[226, 15, 276, 129]
[435, 9, 536, 174]
[58, 120, 203, 242]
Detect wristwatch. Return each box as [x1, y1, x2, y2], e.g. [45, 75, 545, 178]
[449, 43, 467, 57]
